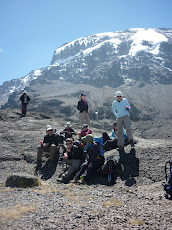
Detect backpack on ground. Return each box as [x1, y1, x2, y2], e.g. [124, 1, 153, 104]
[163, 160, 172, 199]
[93, 137, 104, 157]
[101, 156, 119, 185]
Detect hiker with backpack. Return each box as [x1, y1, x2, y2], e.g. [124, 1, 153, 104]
[103, 121, 128, 151]
[77, 93, 91, 127]
[60, 122, 76, 140]
[112, 91, 134, 153]
[59, 138, 84, 183]
[35, 125, 60, 171]
[20, 91, 30, 117]
[74, 134, 104, 184]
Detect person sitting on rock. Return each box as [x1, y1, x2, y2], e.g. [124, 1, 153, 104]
[59, 138, 84, 183]
[103, 121, 127, 151]
[74, 134, 104, 184]
[36, 125, 60, 170]
[77, 124, 92, 139]
[60, 122, 76, 140]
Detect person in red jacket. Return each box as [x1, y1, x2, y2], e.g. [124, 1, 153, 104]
[77, 124, 92, 139]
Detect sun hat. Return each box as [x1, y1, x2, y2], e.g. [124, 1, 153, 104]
[80, 93, 86, 97]
[81, 134, 93, 144]
[46, 125, 53, 131]
[82, 124, 88, 129]
[65, 122, 72, 127]
[115, 91, 123, 97]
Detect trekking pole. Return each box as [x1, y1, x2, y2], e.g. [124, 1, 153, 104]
[165, 161, 169, 181]
[108, 160, 112, 183]
[165, 160, 172, 181]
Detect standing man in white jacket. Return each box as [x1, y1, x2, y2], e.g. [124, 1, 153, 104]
[112, 91, 134, 152]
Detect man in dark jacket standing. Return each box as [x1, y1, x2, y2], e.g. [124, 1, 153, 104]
[20, 91, 30, 117]
[77, 93, 90, 127]
[36, 125, 60, 169]
[60, 138, 84, 183]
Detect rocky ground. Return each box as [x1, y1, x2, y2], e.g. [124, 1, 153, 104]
[0, 109, 172, 230]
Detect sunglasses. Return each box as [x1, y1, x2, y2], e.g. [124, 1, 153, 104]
[66, 142, 72, 145]
[117, 96, 121, 97]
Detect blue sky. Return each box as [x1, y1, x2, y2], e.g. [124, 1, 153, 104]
[0, 0, 172, 86]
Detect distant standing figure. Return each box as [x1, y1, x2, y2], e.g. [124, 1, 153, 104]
[112, 91, 134, 153]
[20, 91, 30, 117]
[77, 93, 90, 127]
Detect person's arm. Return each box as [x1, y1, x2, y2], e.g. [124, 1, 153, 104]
[77, 101, 80, 110]
[112, 101, 117, 117]
[111, 130, 115, 140]
[125, 99, 130, 110]
[42, 136, 49, 147]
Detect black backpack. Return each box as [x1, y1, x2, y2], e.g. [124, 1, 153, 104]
[163, 160, 172, 199]
[101, 156, 119, 185]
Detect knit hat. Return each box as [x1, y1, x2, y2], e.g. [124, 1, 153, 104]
[81, 134, 93, 144]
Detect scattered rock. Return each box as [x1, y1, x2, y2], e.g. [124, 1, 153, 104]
[5, 173, 40, 188]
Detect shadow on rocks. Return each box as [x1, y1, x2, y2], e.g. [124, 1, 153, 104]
[35, 159, 58, 180]
[119, 148, 139, 186]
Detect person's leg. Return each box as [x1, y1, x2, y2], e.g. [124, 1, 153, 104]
[37, 146, 43, 162]
[63, 159, 81, 180]
[80, 113, 85, 127]
[117, 117, 124, 148]
[85, 113, 91, 127]
[102, 132, 111, 143]
[21, 104, 25, 115]
[49, 144, 59, 161]
[74, 162, 89, 181]
[84, 160, 104, 183]
[23, 103, 27, 116]
[123, 115, 134, 145]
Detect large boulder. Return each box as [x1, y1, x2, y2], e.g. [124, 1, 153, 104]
[5, 173, 40, 188]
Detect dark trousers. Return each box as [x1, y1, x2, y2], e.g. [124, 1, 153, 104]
[84, 159, 104, 182]
[77, 159, 104, 183]
[22, 103, 28, 115]
[103, 139, 118, 151]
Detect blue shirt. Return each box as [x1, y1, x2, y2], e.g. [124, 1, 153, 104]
[112, 98, 130, 118]
[111, 128, 127, 140]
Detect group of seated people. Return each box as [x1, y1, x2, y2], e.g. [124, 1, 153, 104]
[35, 121, 128, 184]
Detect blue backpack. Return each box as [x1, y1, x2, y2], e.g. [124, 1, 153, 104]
[163, 160, 172, 199]
[93, 137, 104, 157]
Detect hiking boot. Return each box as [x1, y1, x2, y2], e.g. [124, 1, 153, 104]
[61, 176, 69, 184]
[73, 176, 80, 183]
[131, 143, 135, 148]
